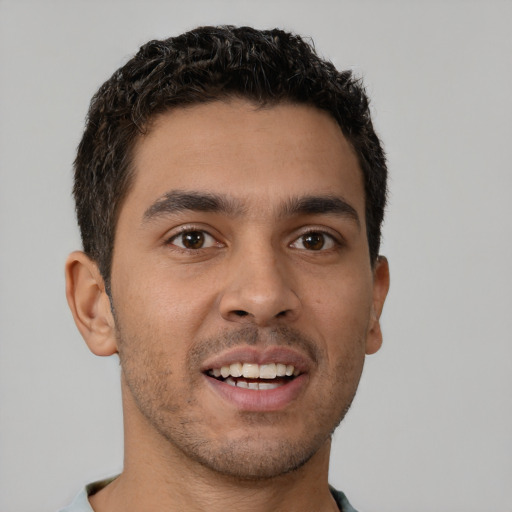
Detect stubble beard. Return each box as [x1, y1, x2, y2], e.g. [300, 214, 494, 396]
[118, 323, 364, 481]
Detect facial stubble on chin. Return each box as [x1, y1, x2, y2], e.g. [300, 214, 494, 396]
[117, 323, 364, 481]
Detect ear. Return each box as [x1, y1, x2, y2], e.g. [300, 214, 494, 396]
[65, 251, 117, 356]
[365, 255, 390, 355]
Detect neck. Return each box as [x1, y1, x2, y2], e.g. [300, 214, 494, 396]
[89, 380, 339, 512]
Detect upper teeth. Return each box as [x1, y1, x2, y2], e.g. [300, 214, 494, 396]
[209, 362, 300, 379]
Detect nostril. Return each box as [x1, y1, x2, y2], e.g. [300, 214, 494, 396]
[276, 310, 288, 318]
[233, 310, 249, 317]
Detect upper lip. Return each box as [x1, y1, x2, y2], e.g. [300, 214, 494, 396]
[201, 346, 312, 374]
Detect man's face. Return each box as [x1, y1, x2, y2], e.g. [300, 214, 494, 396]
[110, 99, 388, 479]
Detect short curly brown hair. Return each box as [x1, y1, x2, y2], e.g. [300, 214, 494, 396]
[74, 25, 387, 289]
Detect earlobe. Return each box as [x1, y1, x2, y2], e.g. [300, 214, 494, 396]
[65, 251, 118, 356]
[365, 255, 390, 355]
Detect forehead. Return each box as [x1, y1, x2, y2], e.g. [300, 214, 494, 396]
[124, 99, 365, 220]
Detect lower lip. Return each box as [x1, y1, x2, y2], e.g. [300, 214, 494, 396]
[204, 374, 308, 412]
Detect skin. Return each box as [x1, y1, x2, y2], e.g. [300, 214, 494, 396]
[66, 99, 389, 512]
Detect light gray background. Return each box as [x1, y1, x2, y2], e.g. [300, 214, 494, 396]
[1, 1, 511, 511]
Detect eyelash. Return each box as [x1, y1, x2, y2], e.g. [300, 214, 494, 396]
[166, 227, 223, 252]
[289, 229, 342, 252]
[165, 226, 342, 253]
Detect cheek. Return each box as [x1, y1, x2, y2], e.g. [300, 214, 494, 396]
[114, 261, 216, 336]
[316, 282, 370, 403]
[309, 270, 373, 326]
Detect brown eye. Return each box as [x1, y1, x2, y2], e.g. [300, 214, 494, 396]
[290, 231, 336, 251]
[182, 231, 205, 249]
[302, 233, 325, 250]
[170, 230, 217, 250]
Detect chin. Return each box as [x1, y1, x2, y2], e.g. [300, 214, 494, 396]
[189, 437, 324, 480]
[161, 418, 335, 481]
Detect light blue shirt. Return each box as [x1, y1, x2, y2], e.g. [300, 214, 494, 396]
[58, 487, 91, 512]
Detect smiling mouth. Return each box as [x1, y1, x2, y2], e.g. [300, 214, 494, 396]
[206, 362, 301, 390]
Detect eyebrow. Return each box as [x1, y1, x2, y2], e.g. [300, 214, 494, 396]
[143, 190, 245, 222]
[279, 195, 361, 228]
[143, 190, 360, 228]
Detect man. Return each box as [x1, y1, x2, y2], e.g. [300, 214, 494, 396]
[62, 25, 389, 512]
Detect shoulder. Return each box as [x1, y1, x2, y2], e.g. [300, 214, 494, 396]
[329, 485, 359, 512]
[57, 477, 118, 512]
[57, 488, 92, 512]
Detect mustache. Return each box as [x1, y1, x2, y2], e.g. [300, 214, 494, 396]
[188, 325, 322, 368]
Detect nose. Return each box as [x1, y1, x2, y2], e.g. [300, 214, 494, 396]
[219, 245, 301, 326]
